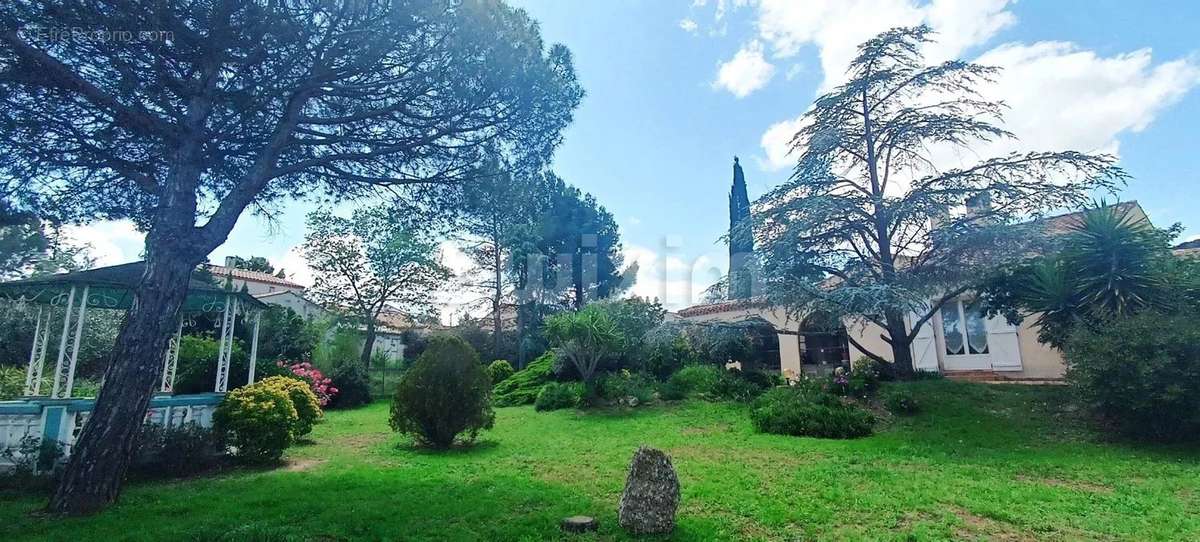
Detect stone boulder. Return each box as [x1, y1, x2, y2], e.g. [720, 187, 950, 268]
[618, 446, 680, 534]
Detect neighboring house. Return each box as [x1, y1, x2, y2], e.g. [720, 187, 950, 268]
[479, 303, 519, 333]
[678, 202, 1153, 381]
[253, 289, 329, 320]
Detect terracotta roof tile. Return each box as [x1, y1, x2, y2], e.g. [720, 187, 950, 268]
[204, 264, 305, 289]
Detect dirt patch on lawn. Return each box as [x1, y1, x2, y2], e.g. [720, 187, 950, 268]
[680, 423, 732, 436]
[1016, 474, 1113, 494]
[950, 506, 1035, 541]
[284, 458, 327, 472]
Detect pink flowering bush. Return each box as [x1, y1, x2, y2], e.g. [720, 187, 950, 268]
[277, 361, 338, 406]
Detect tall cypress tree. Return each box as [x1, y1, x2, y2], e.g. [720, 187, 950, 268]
[728, 157, 754, 299]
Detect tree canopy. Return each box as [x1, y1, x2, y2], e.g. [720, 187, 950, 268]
[751, 26, 1125, 375]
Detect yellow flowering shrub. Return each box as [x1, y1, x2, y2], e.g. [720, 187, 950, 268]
[259, 376, 323, 437]
[213, 381, 298, 462]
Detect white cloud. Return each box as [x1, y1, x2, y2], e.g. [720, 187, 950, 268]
[63, 220, 144, 267]
[756, 0, 1015, 89]
[679, 18, 699, 33]
[754, 3, 1200, 173]
[714, 40, 776, 98]
[623, 244, 725, 311]
[274, 245, 314, 287]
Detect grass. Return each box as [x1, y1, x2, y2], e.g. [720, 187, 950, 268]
[2, 380, 1199, 540]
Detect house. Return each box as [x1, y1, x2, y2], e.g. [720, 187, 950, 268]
[677, 202, 1153, 381]
[207, 258, 410, 359]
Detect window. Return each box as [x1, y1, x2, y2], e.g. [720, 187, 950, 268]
[941, 298, 988, 356]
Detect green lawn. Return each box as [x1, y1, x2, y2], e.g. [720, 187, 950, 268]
[2, 381, 1198, 541]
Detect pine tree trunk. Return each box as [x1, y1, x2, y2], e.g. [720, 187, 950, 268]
[49, 248, 196, 515]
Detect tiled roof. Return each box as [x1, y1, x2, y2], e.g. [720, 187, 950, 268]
[676, 297, 767, 317]
[205, 264, 305, 289]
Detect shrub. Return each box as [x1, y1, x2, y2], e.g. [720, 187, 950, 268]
[174, 335, 286, 394]
[711, 368, 773, 402]
[1065, 310, 1200, 441]
[658, 377, 688, 401]
[327, 363, 372, 409]
[830, 360, 881, 398]
[544, 306, 624, 396]
[132, 422, 222, 478]
[213, 381, 298, 462]
[493, 352, 555, 407]
[389, 334, 494, 448]
[259, 376, 322, 437]
[597, 370, 657, 406]
[487, 360, 515, 384]
[750, 386, 875, 439]
[882, 387, 920, 415]
[0, 434, 64, 491]
[667, 365, 722, 397]
[535, 382, 581, 411]
[279, 361, 338, 407]
[0, 365, 25, 400]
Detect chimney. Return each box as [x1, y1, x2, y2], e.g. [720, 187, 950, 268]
[224, 255, 237, 268]
[965, 191, 992, 220]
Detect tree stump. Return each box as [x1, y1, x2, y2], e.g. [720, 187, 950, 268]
[618, 446, 680, 534]
[560, 515, 598, 533]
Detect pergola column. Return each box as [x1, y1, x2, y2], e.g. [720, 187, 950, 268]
[214, 295, 237, 393]
[23, 306, 51, 396]
[160, 318, 183, 393]
[246, 311, 261, 384]
[51, 285, 89, 399]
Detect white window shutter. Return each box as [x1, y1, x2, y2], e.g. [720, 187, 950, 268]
[987, 316, 1022, 371]
[908, 311, 939, 373]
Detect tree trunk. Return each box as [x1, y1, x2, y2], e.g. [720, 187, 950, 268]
[492, 244, 503, 356]
[360, 318, 376, 367]
[884, 310, 915, 378]
[49, 247, 197, 515]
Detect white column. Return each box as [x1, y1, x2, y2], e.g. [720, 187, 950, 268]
[23, 306, 44, 396]
[50, 286, 77, 399]
[160, 318, 183, 393]
[247, 311, 261, 384]
[214, 296, 237, 393]
[62, 285, 89, 398]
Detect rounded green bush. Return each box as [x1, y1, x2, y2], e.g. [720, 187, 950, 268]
[487, 359, 515, 384]
[667, 365, 722, 397]
[750, 386, 875, 439]
[328, 363, 372, 409]
[389, 334, 494, 448]
[213, 381, 298, 462]
[259, 376, 322, 437]
[534, 382, 580, 411]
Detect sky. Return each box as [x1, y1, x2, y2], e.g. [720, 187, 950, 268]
[73, 0, 1200, 318]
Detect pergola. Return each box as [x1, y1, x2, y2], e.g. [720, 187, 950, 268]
[0, 262, 267, 398]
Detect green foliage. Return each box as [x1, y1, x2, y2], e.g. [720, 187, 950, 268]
[0, 434, 65, 490]
[260, 376, 323, 437]
[492, 352, 555, 407]
[983, 204, 1190, 348]
[389, 335, 494, 448]
[214, 381, 298, 463]
[1065, 310, 1200, 441]
[246, 306, 321, 363]
[666, 365, 723, 397]
[595, 370, 657, 405]
[0, 365, 24, 400]
[534, 382, 580, 412]
[311, 325, 364, 372]
[751, 386, 875, 439]
[588, 297, 665, 372]
[831, 359, 882, 398]
[882, 387, 920, 415]
[543, 305, 624, 391]
[711, 368, 774, 402]
[327, 363, 372, 409]
[174, 335, 286, 395]
[487, 360, 515, 384]
[643, 332, 701, 379]
[132, 422, 223, 478]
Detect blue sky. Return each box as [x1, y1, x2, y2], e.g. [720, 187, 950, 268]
[78, 0, 1200, 316]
